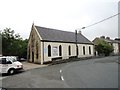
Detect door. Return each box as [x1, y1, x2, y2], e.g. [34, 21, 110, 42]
[32, 52, 34, 63]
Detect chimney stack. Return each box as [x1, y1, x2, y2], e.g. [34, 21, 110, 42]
[78, 30, 82, 34]
[106, 37, 110, 39]
[100, 36, 105, 39]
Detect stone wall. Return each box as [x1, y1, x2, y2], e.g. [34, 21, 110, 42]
[27, 25, 42, 64]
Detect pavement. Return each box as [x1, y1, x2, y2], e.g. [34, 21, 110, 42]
[21, 61, 48, 71]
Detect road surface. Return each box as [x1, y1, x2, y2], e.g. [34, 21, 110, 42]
[1, 56, 119, 88]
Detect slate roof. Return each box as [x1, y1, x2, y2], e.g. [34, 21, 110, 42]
[108, 39, 120, 43]
[115, 38, 120, 43]
[35, 26, 93, 44]
[93, 37, 120, 45]
[100, 38, 119, 43]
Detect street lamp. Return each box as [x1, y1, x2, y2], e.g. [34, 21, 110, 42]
[75, 27, 85, 57]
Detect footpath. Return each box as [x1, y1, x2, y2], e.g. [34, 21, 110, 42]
[21, 61, 48, 71]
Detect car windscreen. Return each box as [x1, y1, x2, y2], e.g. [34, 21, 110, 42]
[7, 57, 17, 62]
[11, 58, 17, 62]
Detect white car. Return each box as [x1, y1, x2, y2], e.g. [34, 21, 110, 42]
[0, 56, 23, 75]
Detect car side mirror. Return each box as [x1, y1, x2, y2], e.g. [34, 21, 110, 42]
[6, 61, 12, 64]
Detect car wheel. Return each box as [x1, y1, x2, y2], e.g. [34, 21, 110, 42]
[8, 69, 15, 75]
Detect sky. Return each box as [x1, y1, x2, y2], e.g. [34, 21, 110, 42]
[0, 0, 119, 41]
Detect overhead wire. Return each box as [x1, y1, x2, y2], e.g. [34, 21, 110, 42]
[82, 13, 120, 29]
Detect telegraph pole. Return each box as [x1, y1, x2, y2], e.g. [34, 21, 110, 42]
[75, 30, 78, 57]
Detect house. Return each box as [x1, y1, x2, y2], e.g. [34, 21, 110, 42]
[0, 36, 2, 56]
[0, 48, 2, 56]
[0, 53, 2, 56]
[93, 36, 120, 55]
[27, 24, 94, 64]
[0, 53, 2, 57]
[115, 38, 120, 53]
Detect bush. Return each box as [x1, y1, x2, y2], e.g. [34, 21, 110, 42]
[95, 40, 113, 56]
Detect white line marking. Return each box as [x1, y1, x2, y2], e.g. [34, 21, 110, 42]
[60, 70, 62, 73]
[61, 76, 64, 81]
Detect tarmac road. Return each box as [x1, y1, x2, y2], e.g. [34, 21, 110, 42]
[2, 56, 119, 88]
[61, 56, 118, 88]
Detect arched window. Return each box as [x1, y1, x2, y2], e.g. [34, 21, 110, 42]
[89, 46, 91, 55]
[59, 45, 62, 56]
[76, 45, 78, 56]
[68, 45, 71, 56]
[48, 45, 51, 57]
[36, 42, 38, 59]
[31, 34, 35, 52]
[83, 46, 85, 55]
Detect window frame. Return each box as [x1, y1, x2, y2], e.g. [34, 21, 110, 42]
[59, 45, 62, 56]
[89, 46, 91, 55]
[83, 46, 85, 55]
[36, 41, 39, 59]
[68, 45, 71, 56]
[48, 45, 51, 57]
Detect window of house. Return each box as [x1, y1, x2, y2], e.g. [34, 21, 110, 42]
[77, 45, 79, 56]
[89, 46, 91, 55]
[59, 45, 62, 56]
[48, 45, 51, 57]
[31, 34, 35, 51]
[36, 42, 38, 59]
[68, 45, 71, 56]
[83, 46, 85, 55]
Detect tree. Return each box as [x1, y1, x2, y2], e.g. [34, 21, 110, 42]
[18, 39, 28, 59]
[2, 28, 28, 59]
[95, 40, 113, 56]
[2, 28, 16, 55]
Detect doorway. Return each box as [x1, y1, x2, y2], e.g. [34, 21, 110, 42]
[32, 51, 34, 63]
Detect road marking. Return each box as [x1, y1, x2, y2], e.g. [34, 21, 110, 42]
[60, 70, 64, 81]
[60, 70, 62, 73]
[61, 76, 64, 81]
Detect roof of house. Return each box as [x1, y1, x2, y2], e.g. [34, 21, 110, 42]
[93, 37, 120, 44]
[102, 38, 116, 43]
[35, 25, 93, 44]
